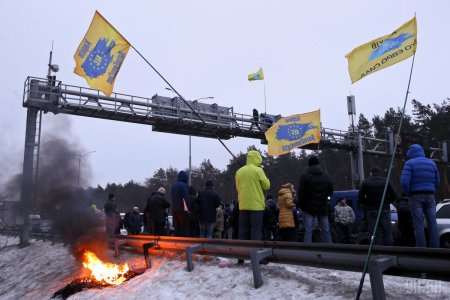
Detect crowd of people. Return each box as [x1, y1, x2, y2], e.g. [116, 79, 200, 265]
[101, 144, 441, 249]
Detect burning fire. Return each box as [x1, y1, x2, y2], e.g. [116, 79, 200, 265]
[82, 251, 130, 285]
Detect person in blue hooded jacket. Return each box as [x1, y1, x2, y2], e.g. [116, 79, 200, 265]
[171, 170, 191, 237]
[401, 144, 440, 248]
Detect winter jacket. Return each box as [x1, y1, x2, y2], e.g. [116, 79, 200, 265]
[125, 211, 142, 234]
[335, 204, 355, 225]
[149, 192, 171, 223]
[216, 206, 224, 232]
[104, 199, 119, 217]
[198, 186, 222, 223]
[400, 144, 440, 195]
[235, 150, 270, 211]
[171, 171, 191, 213]
[359, 175, 397, 210]
[278, 184, 296, 229]
[297, 165, 334, 216]
[263, 198, 279, 227]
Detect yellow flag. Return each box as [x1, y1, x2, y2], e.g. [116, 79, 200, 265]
[74, 11, 131, 96]
[265, 110, 321, 157]
[346, 16, 417, 83]
[248, 67, 264, 81]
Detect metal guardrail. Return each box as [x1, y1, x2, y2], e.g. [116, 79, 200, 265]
[117, 235, 450, 300]
[3, 228, 449, 300]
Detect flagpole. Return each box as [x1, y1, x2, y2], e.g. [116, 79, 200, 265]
[355, 53, 416, 300]
[263, 79, 267, 113]
[130, 45, 239, 163]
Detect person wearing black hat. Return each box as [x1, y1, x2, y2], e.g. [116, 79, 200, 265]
[197, 180, 222, 238]
[359, 166, 397, 246]
[297, 156, 334, 243]
[104, 193, 120, 235]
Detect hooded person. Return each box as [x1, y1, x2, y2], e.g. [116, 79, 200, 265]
[401, 144, 440, 248]
[235, 150, 270, 242]
[171, 170, 191, 237]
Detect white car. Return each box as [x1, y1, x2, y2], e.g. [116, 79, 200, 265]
[436, 199, 450, 248]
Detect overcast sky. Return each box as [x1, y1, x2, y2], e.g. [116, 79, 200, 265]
[1, 1, 449, 188]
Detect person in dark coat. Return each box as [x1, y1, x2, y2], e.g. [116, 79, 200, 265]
[188, 186, 200, 237]
[144, 191, 157, 234]
[230, 199, 239, 239]
[328, 199, 337, 243]
[171, 170, 191, 237]
[104, 193, 120, 235]
[297, 156, 334, 243]
[197, 180, 222, 238]
[223, 204, 232, 239]
[359, 166, 397, 246]
[124, 207, 142, 235]
[149, 187, 171, 236]
[262, 195, 279, 241]
[394, 194, 415, 246]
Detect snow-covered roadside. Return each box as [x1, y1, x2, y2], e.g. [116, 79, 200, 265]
[1, 235, 449, 300]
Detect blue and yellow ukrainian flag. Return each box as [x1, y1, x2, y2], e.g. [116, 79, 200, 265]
[346, 16, 417, 83]
[265, 110, 321, 157]
[74, 11, 131, 96]
[248, 67, 264, 81]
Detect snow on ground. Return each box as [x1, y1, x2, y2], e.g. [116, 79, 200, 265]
[1, 235, 449, 300]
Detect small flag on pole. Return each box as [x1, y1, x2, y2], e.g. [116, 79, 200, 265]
[74, 11, 131, 96]
[248, 67, 264, 81]
[346, 16, 417, 83]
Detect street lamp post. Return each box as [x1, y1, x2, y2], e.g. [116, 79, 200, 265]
[164, 88, 214, 185]
[76, 150, 96, 188]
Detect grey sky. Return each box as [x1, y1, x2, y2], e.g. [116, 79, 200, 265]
[1, 1, 449, 188]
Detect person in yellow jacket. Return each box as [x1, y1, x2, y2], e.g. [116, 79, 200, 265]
[278, 183, 297, 242]
[235, 150, 270, 241]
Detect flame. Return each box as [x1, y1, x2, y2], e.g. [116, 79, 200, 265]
[82, 250, 130, 285]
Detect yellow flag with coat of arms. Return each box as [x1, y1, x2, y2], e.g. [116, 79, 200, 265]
[265, 110, 321, 157]
[74, 11, 131, 96]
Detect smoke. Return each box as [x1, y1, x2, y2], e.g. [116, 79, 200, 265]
[1, 116, 108, 261]
[35, 120, 108, 261]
